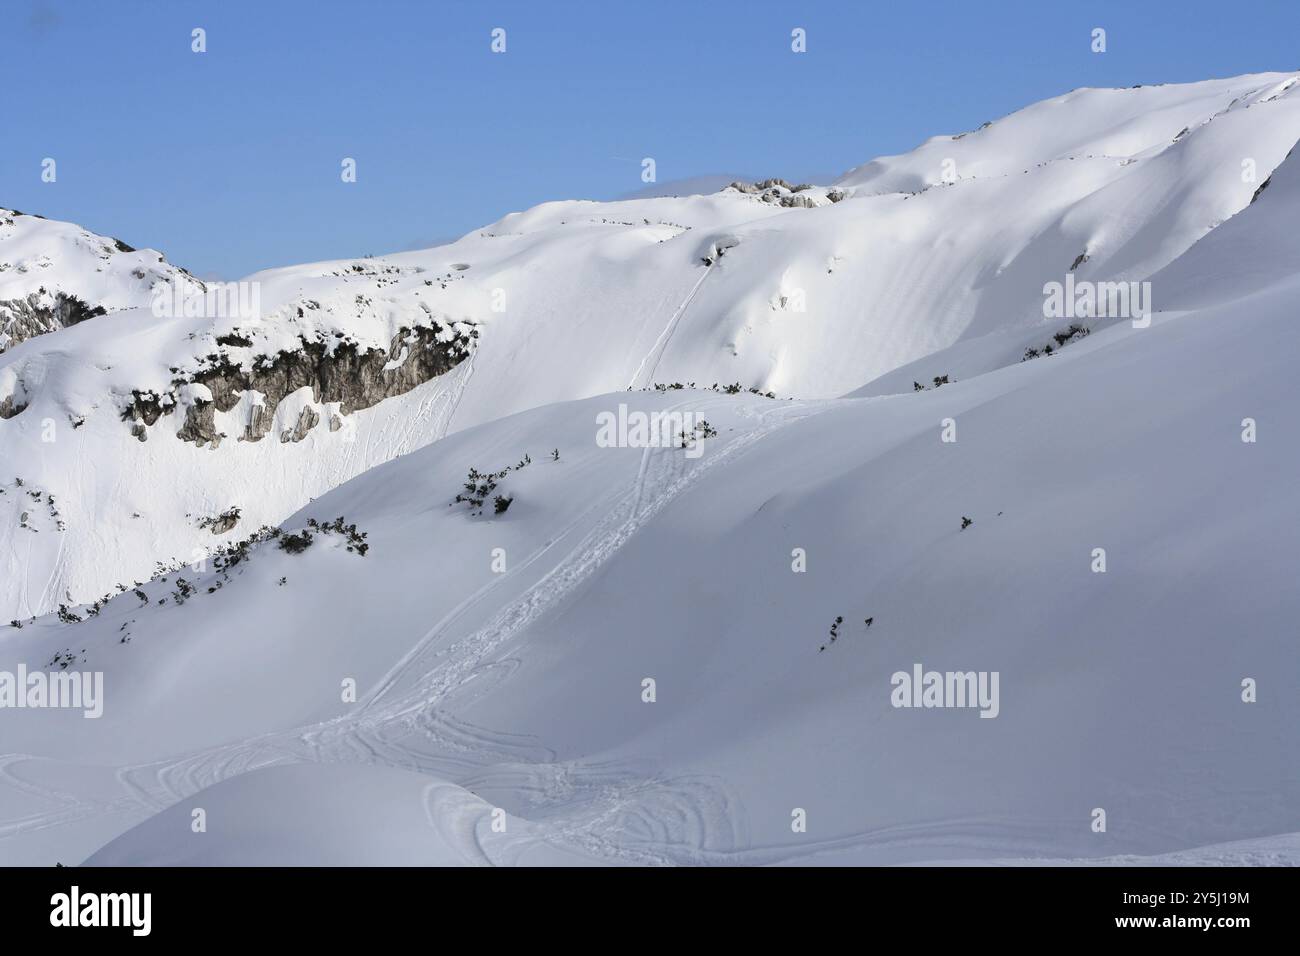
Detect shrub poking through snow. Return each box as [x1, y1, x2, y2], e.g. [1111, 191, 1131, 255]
[307, 516, 369, 555]
[678, 419, 719, 449]
[46, 649, 82, 669]
[29, 515, 371, 633]
[453, 455, 532, 516]
[646, 381, 778, 399]
[455, 466, 509, 514]
[199, 506, 242, 534]
[171, 578, 196, 605]
[821, 615, 845, 651]
[278, 530, 314, 554]
[913, 375, 954, 392]
[1023, 324, 1090, 361]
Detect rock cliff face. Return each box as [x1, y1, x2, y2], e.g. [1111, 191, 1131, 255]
[0, 289, 107, 353]
[123, 322, 476, 447]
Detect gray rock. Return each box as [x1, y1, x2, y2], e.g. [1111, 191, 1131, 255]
[281, 405, 319, 443]
[0, 291, 107, 355]
[125, 323, 472, 447]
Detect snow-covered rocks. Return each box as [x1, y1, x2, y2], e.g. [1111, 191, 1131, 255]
[4, 73, 1300, 622]
[0, 207, 195, 353]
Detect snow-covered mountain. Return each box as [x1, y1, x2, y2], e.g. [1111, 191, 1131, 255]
[0, 207, 198, 356]
[4, 72, 1298, 625]
[1, 73, 1298, 866]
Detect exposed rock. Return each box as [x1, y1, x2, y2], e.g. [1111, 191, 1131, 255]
[281, 405, 319, 443]
[176, 398, 225, 449]
[726, 178, 838, 208]
[199, 507, 241, 535]
[243, 402, 267, 442]
[0, 394, 27, 420]
[122, 322, 473, 447]
[0, 289, 107, 354]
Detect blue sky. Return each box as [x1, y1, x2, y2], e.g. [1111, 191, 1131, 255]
[4, 0, 1296, 278]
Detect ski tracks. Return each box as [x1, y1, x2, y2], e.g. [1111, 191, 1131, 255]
[626, 263, 714, 391]
[0, 394, 837, 864]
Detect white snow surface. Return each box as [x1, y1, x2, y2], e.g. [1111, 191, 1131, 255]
[4, 72, 1300, 622]
[0, 207, 197, 352]
[0, 73, 1298, 865]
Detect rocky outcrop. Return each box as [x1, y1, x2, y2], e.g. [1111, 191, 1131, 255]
[121, 322, 474, 447]
[281, 405, 319, 443]
[0, 393, 26, 419]
[0, 289, 107, 353]
[725, 178, 841, 207]
[176, 397, 224, 448]
[199, 507, 241, 535]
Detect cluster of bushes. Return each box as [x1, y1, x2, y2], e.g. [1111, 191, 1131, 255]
[45, 649, 83, 670]
[305, 516, 369, 555]
[912, 374, 952, 392]
[198, 506, 242, 534]
[278, 530, 314, 554]
[819, 615, 875, 653]
[453, 453, 537, 517]
[646, 381, 778, 399]
[678, 419, 718, 448]
[25, 515, 370, 630]
[1023, 324, 1090, 361]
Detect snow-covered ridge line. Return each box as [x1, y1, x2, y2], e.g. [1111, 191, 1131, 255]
[3, 71, 1300, 622]
[0, 206, 198, 354]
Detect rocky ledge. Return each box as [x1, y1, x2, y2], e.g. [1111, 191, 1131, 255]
[121, 321, 476, 448]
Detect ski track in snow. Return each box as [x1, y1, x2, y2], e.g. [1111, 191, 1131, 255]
[0, 396, 857, 865]
[626, 262, 714, 391]
[10, 73, 1300, 864]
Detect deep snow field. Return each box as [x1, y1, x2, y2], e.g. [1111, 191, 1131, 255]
[1, 72, 1297, 866]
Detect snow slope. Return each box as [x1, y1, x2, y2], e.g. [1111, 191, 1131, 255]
[0, 207, 197, 354]
[4, 72, 1300, 622]
[1, 73, 1298, 867]
[1150, 139, 1300, 309]
[2, 185, 1297, 863]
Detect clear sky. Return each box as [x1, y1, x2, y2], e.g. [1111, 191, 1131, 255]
[4, 0, 1297, 278]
